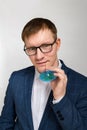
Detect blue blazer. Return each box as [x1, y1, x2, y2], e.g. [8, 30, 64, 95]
[0, 60, 87, 130]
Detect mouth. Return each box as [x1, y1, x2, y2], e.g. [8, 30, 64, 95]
[36, 60, 49, 66]
[36, 60, 50, 73]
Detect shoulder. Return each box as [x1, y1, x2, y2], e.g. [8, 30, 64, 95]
[9, 66, 35, 82]
[60, 60, 87, 97]
[61, 60, 87, 84]
[13, 65, 35, 74]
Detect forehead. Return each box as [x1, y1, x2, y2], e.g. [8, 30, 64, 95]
[25, 29, 54, 46]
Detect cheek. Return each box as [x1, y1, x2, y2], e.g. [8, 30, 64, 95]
[47, 48, 57, 57]
[29, 56, 35, 64]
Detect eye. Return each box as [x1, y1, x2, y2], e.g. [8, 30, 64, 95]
[28, 47, 36, 51]
[41, 44, 50, 48]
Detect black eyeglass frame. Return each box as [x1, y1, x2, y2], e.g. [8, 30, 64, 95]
[24, 38, 57, 56]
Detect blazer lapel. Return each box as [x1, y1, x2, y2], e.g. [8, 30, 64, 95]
[24, 67, 35, 130]
[60, 60, 69, 75]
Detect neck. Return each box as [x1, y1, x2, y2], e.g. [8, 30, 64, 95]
[53, 59, 59, 67]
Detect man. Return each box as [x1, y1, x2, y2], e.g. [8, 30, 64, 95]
[0, 17, 87, 130]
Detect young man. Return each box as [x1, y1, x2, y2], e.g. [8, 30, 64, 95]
[0, 17, 87, 130]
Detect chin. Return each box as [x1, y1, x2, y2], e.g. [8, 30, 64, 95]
[37, 67, 46, 73]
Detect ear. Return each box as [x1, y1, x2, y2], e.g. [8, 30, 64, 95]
[56, 38, 61, 50]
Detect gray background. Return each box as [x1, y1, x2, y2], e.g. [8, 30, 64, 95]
[0, 0, 87, 113]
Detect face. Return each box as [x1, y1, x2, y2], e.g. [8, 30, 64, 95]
[24, 29, 61, 73]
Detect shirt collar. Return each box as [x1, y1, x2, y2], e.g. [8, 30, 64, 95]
[58, 59, 62, 68]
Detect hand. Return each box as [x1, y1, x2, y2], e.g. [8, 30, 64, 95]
[47, 67, 67, 100]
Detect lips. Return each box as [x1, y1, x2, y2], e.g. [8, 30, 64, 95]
[36, 61, 48, 66]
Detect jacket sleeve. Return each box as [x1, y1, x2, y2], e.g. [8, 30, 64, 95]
[51, 81, 87, 130]
[0, 73, 16, 130]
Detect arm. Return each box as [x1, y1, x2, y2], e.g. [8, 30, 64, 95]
[48, 66, 87, 130]
[51, 91, 87, 130]
[0, 73, 16, 130]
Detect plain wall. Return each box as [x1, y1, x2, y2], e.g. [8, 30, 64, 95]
[0, 0, 87, 113]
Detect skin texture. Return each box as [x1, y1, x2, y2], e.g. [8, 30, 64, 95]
[24, 29, 67, 100]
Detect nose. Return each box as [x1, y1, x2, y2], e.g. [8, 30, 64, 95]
[36, 48, 44, 60]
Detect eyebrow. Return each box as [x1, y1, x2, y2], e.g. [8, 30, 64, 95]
[25, 38, 57, 49]
[25, 41, 54, 48]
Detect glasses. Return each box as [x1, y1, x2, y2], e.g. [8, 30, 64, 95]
[24, 38, 57, 56]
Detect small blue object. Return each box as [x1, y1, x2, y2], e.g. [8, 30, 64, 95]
[39, 70, 57, 82]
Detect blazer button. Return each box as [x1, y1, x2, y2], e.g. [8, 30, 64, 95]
[57, 111, 64, 120]
[57, 110, 61, 114]
[60, 117, 64, 120]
